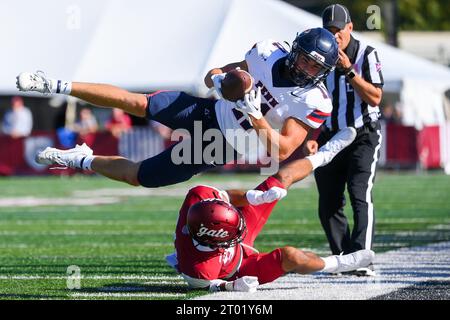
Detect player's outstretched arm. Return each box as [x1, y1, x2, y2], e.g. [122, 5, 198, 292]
[183, 276, 259, 293]
[204, 60, 248, 88]
[209, 276, 259, 293]
[272, 158, 314, 189]
[226, 132, 352, 203]
[236, 89, 310, 161]
[273, 126, 358, 188]
[254, 116, 310, 161]
[225, 187, 287, 207]
[225, 127, 356, 207]
[225, 189, 248, 207]
[221, 127, 356, 207]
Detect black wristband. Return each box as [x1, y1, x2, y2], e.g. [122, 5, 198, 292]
[215, 282, 231, 291]
[345, 66, 356, 79]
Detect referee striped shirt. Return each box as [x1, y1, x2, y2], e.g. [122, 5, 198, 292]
[325, 35, 384, 131]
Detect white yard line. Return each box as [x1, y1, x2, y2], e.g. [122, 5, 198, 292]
[0, 177, 315, 208]
[71, 178, 314, 199]
[0, 231, 169, 236]
[0, 197, 120, 207]
[1, 218, 446, 226]
[1, 242, 448, 300]
[0, 220, 172, 225]
[0, 242, 174, 249]
[195, 241, 450, 300]
[0, 275, 183, 280]
[70, 292, 185, 298]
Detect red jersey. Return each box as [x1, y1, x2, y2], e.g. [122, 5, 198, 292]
[171, 176, 285, 288]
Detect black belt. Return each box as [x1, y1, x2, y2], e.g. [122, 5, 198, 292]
[203, 103, 220, 131]
[357, 121, 380, 134]
[323, 121, 379, 136]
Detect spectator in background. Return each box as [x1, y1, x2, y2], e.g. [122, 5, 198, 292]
[150, 120, 172, 139]
[2, 96, 33, 138]
[105, 108, 132, 138]
[149, 120, 174, 149]
[71, 107, 98, 145]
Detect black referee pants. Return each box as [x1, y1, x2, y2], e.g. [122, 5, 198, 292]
[314, 123, 382, 255]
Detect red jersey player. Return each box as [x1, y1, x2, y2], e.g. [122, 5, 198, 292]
[166, 128, 374, 293]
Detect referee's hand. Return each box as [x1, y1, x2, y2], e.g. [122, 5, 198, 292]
[337, 49, 352, 70]
[305, 140, 318, 156]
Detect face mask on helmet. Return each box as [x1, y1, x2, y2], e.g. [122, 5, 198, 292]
[187, 199, 247, 249]
[286, 28, 338, 87]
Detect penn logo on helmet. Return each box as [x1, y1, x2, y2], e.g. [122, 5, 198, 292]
[197, 224, 229, 238]
[310, 50, 325, 62]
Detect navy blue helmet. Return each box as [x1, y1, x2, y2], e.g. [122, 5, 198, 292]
[286, 28, 338, 87]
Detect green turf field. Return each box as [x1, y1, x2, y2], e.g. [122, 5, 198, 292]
[0, 172, 449, 300]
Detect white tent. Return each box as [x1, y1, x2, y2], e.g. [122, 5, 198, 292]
[2, 0, 450, 128]
[1, 0, 233, 93]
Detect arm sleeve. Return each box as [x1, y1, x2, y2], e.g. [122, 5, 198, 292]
[181, 274, 234, 292]
[288, 100, 332, 129]
[245, 39, 287, 73]
[303, 108, 332, 129]
[181, 272, 217, 289]
[286, 84, 333, 129]
[362, 47, 384, 88]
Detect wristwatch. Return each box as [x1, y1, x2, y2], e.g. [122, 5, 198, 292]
[345, 66, 356, 79]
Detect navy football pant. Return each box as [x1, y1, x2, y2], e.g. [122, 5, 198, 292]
[136, 91, 237, 188]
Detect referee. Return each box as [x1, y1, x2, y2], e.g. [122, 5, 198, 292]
[308, 4, 384, 276]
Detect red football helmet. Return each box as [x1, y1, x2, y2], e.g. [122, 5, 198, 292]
[186, 199, 247, 248]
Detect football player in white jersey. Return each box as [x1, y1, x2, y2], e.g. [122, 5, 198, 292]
[206, 28, 338, 161]
[16, 28, 338, 188]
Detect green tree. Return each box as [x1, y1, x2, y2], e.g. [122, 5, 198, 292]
[287, 0, 450, 31]
[397, 0, 450, 30]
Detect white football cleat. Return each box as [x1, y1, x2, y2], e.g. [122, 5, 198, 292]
[335, 249, 375, 273]
[353, 263, 377, 277]
[317, 127, 357, 166]
[35, 143, 93, 169]
[16, 70, 54, 95]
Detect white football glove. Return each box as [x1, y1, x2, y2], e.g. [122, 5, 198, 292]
[246, 186, 287, 206]
[208, 276, 259, 293]
[211, 73, 226, 99]
[232, 276, 259, 293]
[235, 87, 262, 120]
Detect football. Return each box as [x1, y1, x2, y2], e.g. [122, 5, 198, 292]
[221, 69, 254, 102]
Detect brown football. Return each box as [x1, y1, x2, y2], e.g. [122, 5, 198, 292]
[221, 69, 254, 102]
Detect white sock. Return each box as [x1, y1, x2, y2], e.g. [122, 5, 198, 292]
[320, 256, 339, 273]
[80, 155, 95, 170]
[305, 152, 325, 170]
[50, 79, 72, 95]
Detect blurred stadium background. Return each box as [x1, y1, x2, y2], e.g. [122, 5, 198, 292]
[0, 0, 449, 300]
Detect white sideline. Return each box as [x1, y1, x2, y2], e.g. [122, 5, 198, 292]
[70, 292, 185, 298]
[0, 177, 314, 208]
[194, 241, 450, 300]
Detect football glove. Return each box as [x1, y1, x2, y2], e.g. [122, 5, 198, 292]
[209, 276, 259, 293]
[211, 73, 226, 99]
[232, 276, 259, 293]
[235, 87, 262, 120]
[246, 186, 287, 206]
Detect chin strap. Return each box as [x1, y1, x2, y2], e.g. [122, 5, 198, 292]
[241, 242, 259, 254]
